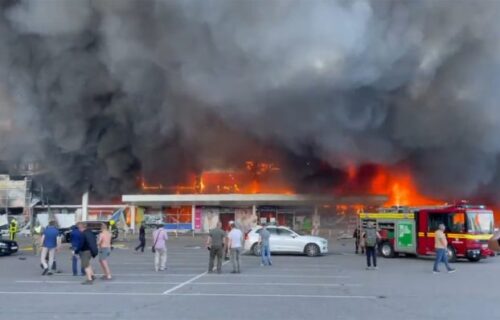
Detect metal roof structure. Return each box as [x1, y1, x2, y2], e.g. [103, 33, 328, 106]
[122, 194, 387, 207]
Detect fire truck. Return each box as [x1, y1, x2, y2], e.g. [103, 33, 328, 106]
[359, 202, 495, 262]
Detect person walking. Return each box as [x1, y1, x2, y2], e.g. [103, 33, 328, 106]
[353, 227, 364, 254]
[433, 223, 456, 274]
[363, 222, 381, 270]
[40, 221, 60, 276]
[98, 223, 113, 280]
[152, 224, 168, 272]
[228, 222, 243, 274]
[259, 224, 272, 266]
[135, 224, 146, 253]
[75, 222, 99, 285]
[70, 225, 85, 276]
[206, 222, 226, 273]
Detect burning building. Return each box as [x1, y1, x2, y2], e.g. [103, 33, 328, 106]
[0, 0, 500, 227]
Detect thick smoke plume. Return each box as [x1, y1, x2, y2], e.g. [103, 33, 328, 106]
[1, 0, 500, 202]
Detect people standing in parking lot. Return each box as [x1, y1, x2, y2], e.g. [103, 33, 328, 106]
[259, 224, 272, 266]
[353, 227, 364, 255]
[70, 225, 85, 276]
[207, 222, 226, 273]
[433, 223, 456, 274]
[98, 223, 113, 280]
[363, 222, 381, 270]
[135, 224, 146, 253]
[40, 221, 60, 276]
[152, 224, 168, 272]
[76, 222, 99, 285]
[228, 222, 243, 274]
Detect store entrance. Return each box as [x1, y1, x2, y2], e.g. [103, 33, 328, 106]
[219, 213, 235, 231]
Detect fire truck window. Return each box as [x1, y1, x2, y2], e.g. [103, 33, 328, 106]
[428, 213, 448, 232]
[450, 213, 465, 233]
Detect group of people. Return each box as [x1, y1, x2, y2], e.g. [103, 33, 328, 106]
[133, 220, 271, 275]
[206, 221, 272, 274]
[353, 222, 456, 273]
[38, 221, 113, 284]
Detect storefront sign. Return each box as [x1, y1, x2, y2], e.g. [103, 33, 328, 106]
[195, 208, 202, 230]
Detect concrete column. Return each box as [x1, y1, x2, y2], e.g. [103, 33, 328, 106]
[130, 206, 136, 233]
[312, 205, 320, 236]
[81, 192, 89, 222]
[191, 204, 196, 230]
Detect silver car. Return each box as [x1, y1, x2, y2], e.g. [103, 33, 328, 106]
[244, 225, 328, 257]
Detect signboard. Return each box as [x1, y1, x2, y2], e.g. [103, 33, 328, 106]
[194, 208, 202, 230]
[397, 221, 414, 250]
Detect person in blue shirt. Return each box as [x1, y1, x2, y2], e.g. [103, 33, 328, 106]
[70, 225, 85, 276]
[40, 221, 60, 275]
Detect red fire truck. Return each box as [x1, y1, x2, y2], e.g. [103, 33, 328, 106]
[359, 202, 495, 262]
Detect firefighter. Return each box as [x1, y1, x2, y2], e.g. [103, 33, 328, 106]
[9, 219, 18, 241]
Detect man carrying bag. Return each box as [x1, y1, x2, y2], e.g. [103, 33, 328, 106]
[152, 224, 168, 272]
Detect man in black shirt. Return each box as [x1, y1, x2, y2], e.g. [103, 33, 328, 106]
[135, 225, 146, 253]
[75, 222, 98, 285]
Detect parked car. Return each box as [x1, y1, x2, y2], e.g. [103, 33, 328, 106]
[63, 221, 118, 243]
[244, 225, 328, 257]
[0, 239, 18, 256]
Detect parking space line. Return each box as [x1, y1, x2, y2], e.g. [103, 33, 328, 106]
[53, 273, 200, 277]
[16, 280, 182, 285]
[203, 274, 350, 279]
[0, 291, 160, 296]
[13, 280, 361, 287]
[192, 282, 362, 287]
[162, 261, 230, 295]
[162, 272, 208, 295]
[169, 293, 377, 299]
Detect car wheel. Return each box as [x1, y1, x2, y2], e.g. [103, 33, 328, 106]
[305, 243, 320, 257]
[447, 245, 457, 263]
[252, 243, 261, 256]
[380, 242, 395, 258]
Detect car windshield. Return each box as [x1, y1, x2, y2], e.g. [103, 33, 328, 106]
[466, 211, 494, 234]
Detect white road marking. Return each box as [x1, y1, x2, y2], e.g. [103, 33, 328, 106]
[53, 273, 199, 277]
[162, 260, 230, 295]
[169, 293, 377, 299]
[0, 291, 160, 296]
[0, 291, 377, 299]
[16, 280, 182, 285]
[193, 282, 362, 287]
[162, 272, 208, 295]
[203, 274, 350, 279]
[14, 280, 361, 287]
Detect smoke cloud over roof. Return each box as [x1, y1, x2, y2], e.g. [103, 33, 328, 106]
[1, 0, 500, 202]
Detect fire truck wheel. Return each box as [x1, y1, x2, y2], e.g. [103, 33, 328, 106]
[447, 245, 457, 262]
[252, 243, 261, 256]
[380, 242, 395, 258]
[305, 243, 320, 257]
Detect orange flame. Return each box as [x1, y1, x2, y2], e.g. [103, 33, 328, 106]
[370, 167, 442, 206]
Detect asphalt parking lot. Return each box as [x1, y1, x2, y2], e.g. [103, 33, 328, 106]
[0, 236, 498, 320]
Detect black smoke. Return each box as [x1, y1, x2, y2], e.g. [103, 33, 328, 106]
[1, 0, 500, 203]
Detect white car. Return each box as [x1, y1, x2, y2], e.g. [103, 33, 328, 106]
[244, 225, 328, 257]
